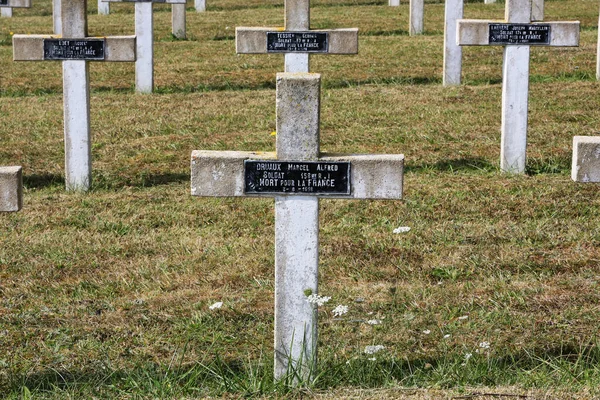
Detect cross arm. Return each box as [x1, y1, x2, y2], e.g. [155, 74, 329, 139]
[191, 150, 404, 200]
[13, 35, 137, 61]
[2, 0, 31, 7]
[457, 20, 580, 46]
[236, 28, 358, 54]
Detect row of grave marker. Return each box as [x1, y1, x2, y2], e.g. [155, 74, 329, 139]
[2, 0, 600, 388]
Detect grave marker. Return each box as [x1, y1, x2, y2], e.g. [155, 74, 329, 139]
[197, 0, 399, 383]
[236, 0, 358, 73]
[0, 166, 23, 212]
[389, 0, 399, 6]
[457, 0, 579, 173]
[194, 0, 203, 12]
[192, 73, 404, 383]
[102, 0, 186, 93]
[98, 0, 109, 14]
[13, 0, 136, 191]
[572, 136, 600, 183]
[53, 0, 61, 34]
[1, 0, 31, 18]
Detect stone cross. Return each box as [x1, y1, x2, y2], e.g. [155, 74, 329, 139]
[443, 0, 463, 85]
[98, 0, 109, 14]
[13, 0, 136, 191]
[194, 0, 203, 12]
[0, 167, 23, 212]
[102, 0, 186, 93]
[1, 0, 30, 18]
[236, 0, 358, 73]
[457, 0, 579, 173]
[191, 73, 404, 383]
[389, 0, 399, 7]
[572, 136, 600, 183]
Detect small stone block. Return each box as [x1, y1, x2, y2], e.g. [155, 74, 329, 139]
[236, 28, 358, 54]
[457, 20, 580, 47]
[572, 136, 600, 182]
[0, 166, 23, 212]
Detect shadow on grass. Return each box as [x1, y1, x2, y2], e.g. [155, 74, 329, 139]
[406, 157, 496, 174]
[23, 174, 65, 190]
[5, 344, 600, 397]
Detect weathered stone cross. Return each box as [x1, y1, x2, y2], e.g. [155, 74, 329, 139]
[13, 0, 136, 191]
[193, 0, 402, 383]
[0, 0, 30, 18]
[0, 167, 22, 212]
[102, 0, 186, 93]
[192, 73, 404, 383]
[457, 0, 579, 173]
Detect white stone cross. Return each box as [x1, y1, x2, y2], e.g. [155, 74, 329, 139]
[102, 0, 186, 93]
[572, 136, 600, 183]
[0, 166, 23, 212]
[191, 73, 404, 383]
[12, 0, 136, 191]
[457, 0, 579, 173]
[236, 0, 358, 74]
[388, 0, 399, 6]
[194, 0, 203, 12]
[1, 0, 31, 18]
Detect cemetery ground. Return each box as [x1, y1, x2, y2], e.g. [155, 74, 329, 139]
[2, 0, 600, 397]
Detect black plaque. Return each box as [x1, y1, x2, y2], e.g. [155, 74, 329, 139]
[267, 32, 329, 53]
[244, 160, 351, 195]
[0, 0, 8, 5]
[43, 39, 105, 60]
[488, 23, 551, 45]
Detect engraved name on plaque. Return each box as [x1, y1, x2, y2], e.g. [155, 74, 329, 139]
[244, 160, 351, 194]
[43, 39, 106, 60]
[0, 0, 8, 6]
[489, 24, 551, 45]
[267, 32, 329, 53]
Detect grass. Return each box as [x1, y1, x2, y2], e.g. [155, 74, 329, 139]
[2, 0, 600, 398]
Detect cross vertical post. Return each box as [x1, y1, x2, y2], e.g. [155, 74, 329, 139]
[13, 0, 136, 190]
[457, 0, 579, 173]
[172, 3, 186, 39]
[98, 0, 109, 14]
[409, 0, 423, 35]
[443, 0, 463, 85]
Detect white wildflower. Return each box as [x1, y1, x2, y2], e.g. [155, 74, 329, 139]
[364, 345, 385, 355]
[393, 226, 411, 234]
[479, 341, 491, 349]
[443, 334, 451, 339]
[332, 304, 349, 317]
[367, 319, 382, 325]
[208, 301, 223, 310]
[368, 357, 377, 361]
[306, 294, 331, 306]
[423, 330, 431, 335]
[465, 352, 473, 361]
[458, 315, 469, 320]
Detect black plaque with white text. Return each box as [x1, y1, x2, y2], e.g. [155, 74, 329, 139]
[244, 160, 351, 195]
[43, 39, 105, 60]
[488, 24, 551, 45]
[267, 32, 329, 53]
[0, 0, 8, 6]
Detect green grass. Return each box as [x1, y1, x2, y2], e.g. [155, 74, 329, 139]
[2, 0, 600, 398]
